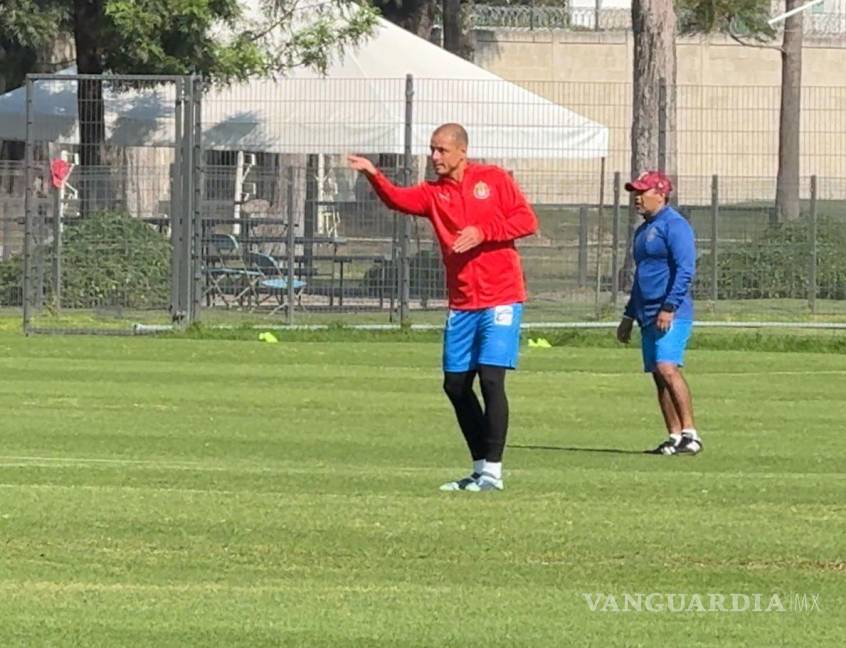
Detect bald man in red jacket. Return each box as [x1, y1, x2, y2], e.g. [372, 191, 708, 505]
[349, 123, 538, 492]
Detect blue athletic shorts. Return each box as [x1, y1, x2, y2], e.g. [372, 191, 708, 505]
[641, 319, 693, 373]
[443, 303, 523, 372]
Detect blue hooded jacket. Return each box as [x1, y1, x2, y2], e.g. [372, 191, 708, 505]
[624, 205, 696, 326]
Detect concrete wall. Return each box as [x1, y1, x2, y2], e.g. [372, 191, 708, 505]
[473, 30, 846, 203]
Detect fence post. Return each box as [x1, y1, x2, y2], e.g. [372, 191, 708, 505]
[400, 74, 413, 326]
[3, 201, 12, 261]
[390, 217, 397, 322]
[578, 206, 588, 288]
[809, 175, 817, 314]
[711, 174, 719, 304]
[2, 202, 10, 262]
[52, 174, 62, 311]
[177, 76, 195, 327]
[170, 77, 185, 322]
[594, 157, 606, 316]
[23, 76, 34, 333]
[171, 77, 193, 327]
[190, 76, 203, 325]
[34, 203, 45, 310]
[611, 171, 620, 304]
[286, 166, 296, 326]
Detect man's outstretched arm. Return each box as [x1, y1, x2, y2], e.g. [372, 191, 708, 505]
[348, 154, 429, 216]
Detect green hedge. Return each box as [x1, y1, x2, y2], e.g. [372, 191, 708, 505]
[0, 211, 172, 309]
[696, 219, 846, 300]
[0, 255, 23, 306]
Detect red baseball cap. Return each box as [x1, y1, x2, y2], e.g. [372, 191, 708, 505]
[625, 171, 672, 195]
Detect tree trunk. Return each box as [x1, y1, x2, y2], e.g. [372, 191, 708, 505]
[624, 0, 677, 289]
[776, 0, 803, 222]
[73, 0, 107, 216]
[443, 0, 461, 51]
[375, 1, 436, 40]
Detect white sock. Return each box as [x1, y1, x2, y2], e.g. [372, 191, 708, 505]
[483, 461, 502, 480]
[473, 459, 485, 476]
[669, 432, 683, 445]
[682, 428, 699, 440]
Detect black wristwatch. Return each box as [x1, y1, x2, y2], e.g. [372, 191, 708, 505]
[660, 303, 676, 313]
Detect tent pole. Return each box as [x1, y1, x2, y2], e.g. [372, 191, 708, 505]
[233, 150, 244, 236]
[400, 74, 413, 326]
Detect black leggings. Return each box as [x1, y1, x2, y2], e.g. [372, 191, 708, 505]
[443, 365, 508, 463]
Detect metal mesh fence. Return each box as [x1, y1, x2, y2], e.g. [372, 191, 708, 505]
[0, 161, 25, 307]
[197, 77, 410, 322]
[198, 154, 403, 318]
[16, 75, 189, 333]
[6, 74, 846, 330]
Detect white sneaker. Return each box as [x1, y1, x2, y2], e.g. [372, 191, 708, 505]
[677, 433, 703, 455]
[467, 472, 504, 492]
[439, 473, 481, 491]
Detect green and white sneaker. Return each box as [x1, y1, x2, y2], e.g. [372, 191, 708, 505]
[648, 437, 682, 455]
[467, 472, 504, 492]
[439, 472, 481, 491]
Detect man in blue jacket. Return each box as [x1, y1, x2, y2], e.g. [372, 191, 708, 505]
[616, 171, 703, 455]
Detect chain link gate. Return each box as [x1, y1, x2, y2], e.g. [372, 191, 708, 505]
[22, 73, 199, 334]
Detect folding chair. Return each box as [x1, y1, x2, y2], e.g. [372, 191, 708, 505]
[203, 234, 261, 308]
[246, 251, 307, 314]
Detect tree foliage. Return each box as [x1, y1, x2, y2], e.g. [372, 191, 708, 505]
[0, 0, 69, 91]
[1, 1, 379, 82]
[372, 0, 437, 38]
[0, 0, 67, 48]
[676, 0, 776, 41]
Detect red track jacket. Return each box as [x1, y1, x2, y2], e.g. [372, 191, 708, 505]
[367, 163, 538, 310]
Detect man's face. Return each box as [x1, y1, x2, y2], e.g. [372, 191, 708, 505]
[429, 132, 466, 178]
[634, 188, 666, 216]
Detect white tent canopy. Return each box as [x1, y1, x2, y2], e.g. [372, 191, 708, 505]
[0, 18, 609, 160]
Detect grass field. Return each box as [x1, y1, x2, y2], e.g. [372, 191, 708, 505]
[1, 332, 844, 646]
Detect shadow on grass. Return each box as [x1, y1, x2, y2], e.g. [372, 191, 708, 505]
[508, 444, 647, 455]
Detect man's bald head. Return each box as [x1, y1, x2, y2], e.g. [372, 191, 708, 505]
[430, 123, 469, 180]
[432, 123, 468, 150]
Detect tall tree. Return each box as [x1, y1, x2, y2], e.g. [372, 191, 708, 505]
[678, 0, 803, 221]
[442, 0, 463, 53]
[441, 0, 473, 59]
[775, 0, 803, 222]
[373, 1, 472, 58]
[625, 0, 677, 286]
[372, 0, 437, 39]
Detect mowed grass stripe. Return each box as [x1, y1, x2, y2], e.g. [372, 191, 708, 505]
[0, 333, 844, 646]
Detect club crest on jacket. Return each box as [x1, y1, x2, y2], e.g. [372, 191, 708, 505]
[473, 181, 490, 199]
